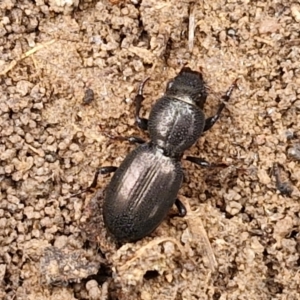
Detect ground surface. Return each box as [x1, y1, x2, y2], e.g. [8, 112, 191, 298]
[1, 0, 300, 299]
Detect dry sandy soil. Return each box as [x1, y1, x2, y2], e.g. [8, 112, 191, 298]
[1, 0, 300, 299]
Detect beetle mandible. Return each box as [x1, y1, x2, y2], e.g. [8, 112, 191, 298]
[85, 67, 237, 243]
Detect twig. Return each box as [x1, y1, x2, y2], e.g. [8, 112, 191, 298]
[188, 4, 196, 52]
[0, 39, 56, 76]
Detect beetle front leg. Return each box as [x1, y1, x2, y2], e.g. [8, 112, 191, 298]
[135, 77, 150, 131]
[203, 79, 238, 132]
[71, 166, 117, 197]
[186, 156, 227, 168]
[175, 198, 187, 217]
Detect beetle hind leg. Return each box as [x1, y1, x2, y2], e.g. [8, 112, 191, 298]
[175, 198, 187, 217]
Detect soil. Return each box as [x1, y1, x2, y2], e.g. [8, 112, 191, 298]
[1, 0, 300, 299]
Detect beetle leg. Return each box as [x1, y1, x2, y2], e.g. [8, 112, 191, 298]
[135, 77, 150, 131]
[103, 132, 146, 144]
[186, 156, 227, 168]
[89, 166, 118, 188]
[126, 136, 146, 144]
[203, 79, 238, 132]
[175, 198, 187, 217]
[71, 166, 117, 197]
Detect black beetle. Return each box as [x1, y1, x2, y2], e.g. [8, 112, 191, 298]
[84, 67, 237, 243]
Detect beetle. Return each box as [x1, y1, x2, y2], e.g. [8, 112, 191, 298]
[84, 67, 237, 243]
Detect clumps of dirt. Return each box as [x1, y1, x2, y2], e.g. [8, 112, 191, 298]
[40, 245, 103, 286]
[47, 0, 79, 15]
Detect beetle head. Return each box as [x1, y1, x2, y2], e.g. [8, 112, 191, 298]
[166, 67, 207, 109]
